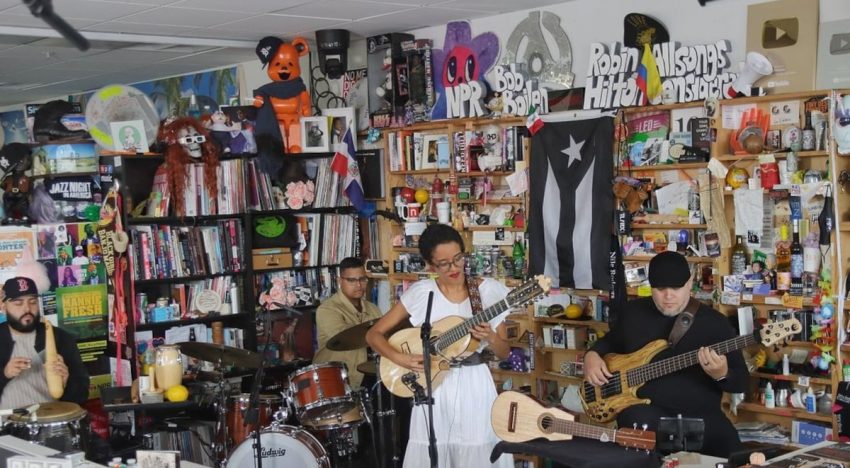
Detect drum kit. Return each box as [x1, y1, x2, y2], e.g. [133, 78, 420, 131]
[1, 401, 89, 455]
[172, 318, 401, 468]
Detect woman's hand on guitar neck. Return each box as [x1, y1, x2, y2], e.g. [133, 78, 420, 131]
[584, 351, 613, 386]
[393, 353, 425, 372]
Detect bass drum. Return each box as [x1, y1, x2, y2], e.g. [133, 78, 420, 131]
[226, 426, 329, 468]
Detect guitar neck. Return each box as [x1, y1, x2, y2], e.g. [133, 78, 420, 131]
[434, 299, 510, 350]
[626, 334, 756, 387]
[550, 416, 618, 442]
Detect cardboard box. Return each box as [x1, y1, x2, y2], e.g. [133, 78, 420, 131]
[792, 420, 833, 445]
[367, 33, 414, 128]
[746, 0, 819, 93]
[252, 248, 293, 271]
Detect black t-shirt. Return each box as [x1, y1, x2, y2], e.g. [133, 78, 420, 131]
[591, 297, 748, 414]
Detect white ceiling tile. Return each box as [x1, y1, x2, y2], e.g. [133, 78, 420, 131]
[0, 13, 98, 29]
[119, 6, 254, 27]
[215, 14, 346, 37]
[83, 21, 205, 35]
[65, 48, 186, 64]
[345, 6, 486, 35]
[172, 0, 310, 14]
[275, 1, 412, 21]
[50, 0, 156, 21]
[365, 0, 451, 4]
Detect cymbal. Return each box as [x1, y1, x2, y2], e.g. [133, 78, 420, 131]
[356, 360, 377, 375]
[326, 318, 411, 351]
[177, 342, 261, 368]
[326, 319, 380, 351]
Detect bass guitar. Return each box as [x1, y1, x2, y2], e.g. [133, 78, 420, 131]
[581, 318, 802, 423]
[380, 276, 551, 398]
[491, 391, 655, 450]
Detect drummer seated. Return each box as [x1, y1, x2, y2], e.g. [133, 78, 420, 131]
[0, 277, 89, 409]
[313, 258, 382, 389]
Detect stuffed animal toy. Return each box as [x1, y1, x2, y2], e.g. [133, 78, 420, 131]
[0, 143, 33, 224]
[253, 36, 311, 175]
[375, 49, 393, 110]
[33, 100, 88, 142]
[159, 118, 220, 216]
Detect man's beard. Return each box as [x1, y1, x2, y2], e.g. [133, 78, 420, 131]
[7, 311, 39, 333]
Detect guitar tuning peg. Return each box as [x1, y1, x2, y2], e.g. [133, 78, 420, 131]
[642, 423, 648, 431]
[633, 423, 637, 429]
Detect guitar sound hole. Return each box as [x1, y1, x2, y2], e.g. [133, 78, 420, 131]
[539, 415, 553, 433]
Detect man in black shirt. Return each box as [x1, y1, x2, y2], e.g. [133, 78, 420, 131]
[584, 251, 747, 457]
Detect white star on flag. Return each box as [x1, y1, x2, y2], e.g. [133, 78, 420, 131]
[561, 136, 585, 167]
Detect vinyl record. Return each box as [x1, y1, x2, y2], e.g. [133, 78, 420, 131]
[84, 84, 158, 150]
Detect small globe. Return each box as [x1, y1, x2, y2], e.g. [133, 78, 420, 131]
[414, 189, 430, 204]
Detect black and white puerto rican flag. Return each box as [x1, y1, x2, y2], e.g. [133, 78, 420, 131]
[529, 115, 614, 290]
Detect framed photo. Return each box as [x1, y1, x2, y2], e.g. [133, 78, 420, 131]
[322, 107, 357, 150]
[421, 134, 441, 170]
[136, 450, 180, 468]
[110, 120, 149, 153]
[300, 116, 330, 153]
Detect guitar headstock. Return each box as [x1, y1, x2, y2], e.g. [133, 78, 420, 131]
[615, 426, 656, 451]
[758, 318, 803, 347]
[506, 275, 551, 309]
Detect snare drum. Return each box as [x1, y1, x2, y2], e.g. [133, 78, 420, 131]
[304, 392, 365, 430]
[225, 426, 329, 467]
[225, 393, 282, 447]
[5, 401, 88, 453]
[289, 362, 355, 422]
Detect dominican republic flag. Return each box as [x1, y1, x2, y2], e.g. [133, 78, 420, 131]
[331, 127, 366, 212]
[528, 116, 614, 290]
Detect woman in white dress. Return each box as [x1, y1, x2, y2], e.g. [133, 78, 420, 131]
[366, 224, 514, 468]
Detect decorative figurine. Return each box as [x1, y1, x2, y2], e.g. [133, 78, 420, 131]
[159, 117, 220, 216]
[486, 92, 505, 118]
[253, 36, 311, 173]
[375, 49, 394, 110]
[0, 143, 33, 224]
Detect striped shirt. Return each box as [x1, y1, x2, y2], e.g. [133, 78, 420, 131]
[0, 331, 53, 410]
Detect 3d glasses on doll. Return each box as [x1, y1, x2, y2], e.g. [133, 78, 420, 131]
[178, 134, 206, 145]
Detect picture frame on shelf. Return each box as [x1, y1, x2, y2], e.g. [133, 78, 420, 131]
[421, 134, 441, 170]
[300, 116, 330, 153]
[110, 120, 149, 153]
[322, 107, 357, 150]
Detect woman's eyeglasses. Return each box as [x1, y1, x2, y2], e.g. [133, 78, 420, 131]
[432, 253, 466, 272]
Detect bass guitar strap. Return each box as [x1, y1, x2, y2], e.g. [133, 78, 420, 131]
[667, 298, 700, 348]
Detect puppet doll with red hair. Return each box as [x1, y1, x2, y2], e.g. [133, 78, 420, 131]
[159, 117, 219, 216]
[253, 36, 311, 176]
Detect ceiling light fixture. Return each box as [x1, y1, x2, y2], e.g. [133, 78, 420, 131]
[0, 25, 257, 49]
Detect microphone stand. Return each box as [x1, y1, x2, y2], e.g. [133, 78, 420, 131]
[245, 307, 274, 468]
[420, 291, 438, 468]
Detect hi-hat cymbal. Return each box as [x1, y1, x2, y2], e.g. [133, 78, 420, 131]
[356, 360, 377, 375]
[326, 318, 411, 351]
[178, 342, 261, 368]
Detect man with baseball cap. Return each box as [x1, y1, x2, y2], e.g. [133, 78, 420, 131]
[0, 276, 88, 409]
[583, 251, 747, 457]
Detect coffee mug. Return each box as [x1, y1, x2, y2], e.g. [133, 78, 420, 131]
[405, 203, 422, 221]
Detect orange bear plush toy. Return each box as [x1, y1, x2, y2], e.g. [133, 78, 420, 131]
[253, 36, 311, 174]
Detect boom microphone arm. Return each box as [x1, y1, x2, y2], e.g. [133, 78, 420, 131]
[22, 0, 90, 51]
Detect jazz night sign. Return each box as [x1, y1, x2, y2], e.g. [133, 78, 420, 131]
[583, 40, 737, 109]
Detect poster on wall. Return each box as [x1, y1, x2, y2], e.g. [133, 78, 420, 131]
[78, 67, 240, 120]
[0, 110, 27, 146]
[57, 284, 108, 340]
[0, 227, 36, 284]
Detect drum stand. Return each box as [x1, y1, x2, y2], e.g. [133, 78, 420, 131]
[211, 359, 230, 467]
[372, 356, 399, 468]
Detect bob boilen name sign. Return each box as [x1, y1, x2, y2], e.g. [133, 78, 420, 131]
[492, 64, 549, 116]
[584, 40, 737, 109]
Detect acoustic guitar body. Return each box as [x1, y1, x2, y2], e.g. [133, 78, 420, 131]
[491, 391, 573, 443]
[379, 315, 478, 398]
[582, 339, 669, 423]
